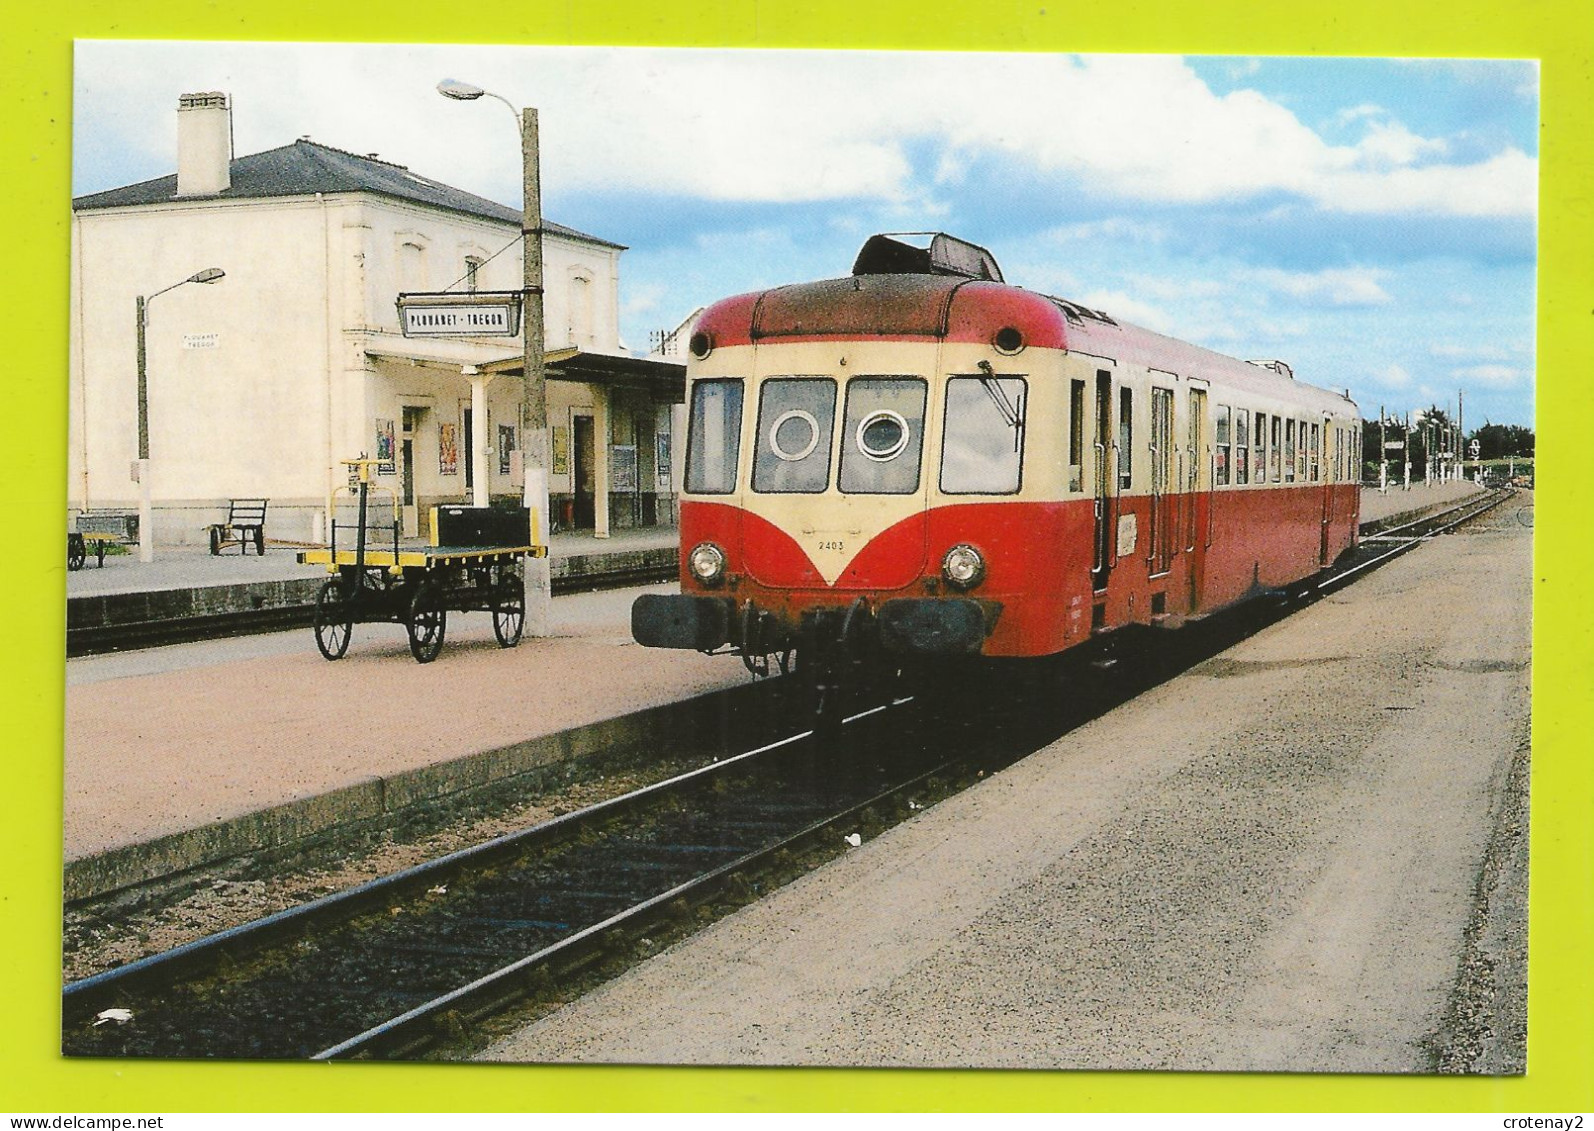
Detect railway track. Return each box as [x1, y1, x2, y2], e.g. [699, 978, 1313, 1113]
[64, 698, 963, 1060]
[61, 489, 1514, 1061]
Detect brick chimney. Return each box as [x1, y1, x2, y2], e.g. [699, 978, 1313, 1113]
[176, 92, 232, 197]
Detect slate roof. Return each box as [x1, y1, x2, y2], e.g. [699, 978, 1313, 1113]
[72, 138, 625, 250]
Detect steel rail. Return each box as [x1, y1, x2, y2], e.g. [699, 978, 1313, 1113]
[313, 715, 934, 1060]
[62, 714, 828, 1017]
[1319, 488, 1513, 592]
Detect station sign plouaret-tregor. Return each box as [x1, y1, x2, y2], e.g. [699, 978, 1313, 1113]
[396, 290, 525, 338]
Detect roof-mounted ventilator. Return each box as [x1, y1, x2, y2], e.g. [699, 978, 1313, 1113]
[851, 232, 1004, 282]
[1247, 359, 1295, 380]
[1049, 297, 1118, 327]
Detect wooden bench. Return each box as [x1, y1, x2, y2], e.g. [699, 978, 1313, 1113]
[69, 512, 138, 570]
[207, 498, 269, 555]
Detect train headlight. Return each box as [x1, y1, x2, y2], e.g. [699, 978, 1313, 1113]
[941, 543, 986, 590]
[688, 542, 728, 587]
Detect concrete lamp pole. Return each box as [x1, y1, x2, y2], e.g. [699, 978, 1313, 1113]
[136, 267, 225, 562]
[437, 78, 552, 636]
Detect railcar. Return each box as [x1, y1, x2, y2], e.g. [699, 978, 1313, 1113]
[634, 233, 1360, 704]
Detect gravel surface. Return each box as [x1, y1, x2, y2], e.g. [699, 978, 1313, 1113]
[482, 499, 1531, 1073]
[62, 756, 706, 983]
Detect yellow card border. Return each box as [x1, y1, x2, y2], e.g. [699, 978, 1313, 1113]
[5, 0, 1588, 1113]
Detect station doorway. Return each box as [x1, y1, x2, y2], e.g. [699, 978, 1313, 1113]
[572, 414, 596, 529]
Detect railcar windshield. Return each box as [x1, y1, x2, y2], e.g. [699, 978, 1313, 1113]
[838, 376, 927, 494]
[685, 378, 743, 495]
[940, 375, 1026, 494]
[752, 377, 836, 493]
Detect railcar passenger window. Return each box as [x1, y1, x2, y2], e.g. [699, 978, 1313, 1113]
[1255, 412, 1268, 483]
[1271, 416, 1283, 481]
[1235, 409, 1250, 485]
[1069, 379, 1085, 493]
[1284, 420, 1297, 482]
[941, 375, 1027, 494]
[1310, 423, 1321, 481]
[839, 376, 926, 494]
[1215, 405, 1232, 486]
[1118, 387, 1133, 491]
[752, 378, 837, 493]
[685, 379, 744, 495]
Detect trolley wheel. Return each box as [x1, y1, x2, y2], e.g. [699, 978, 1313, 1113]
[407, 584, 447, 663]
[67, 534, 87, 572]
[493, 571, 525, 648]
[313, 578, 354, 660]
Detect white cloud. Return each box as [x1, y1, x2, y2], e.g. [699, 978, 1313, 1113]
[73, 44, 1538, 221]
[1372, 364, 1413, 389]
[1353, 121, 1450, 168]
[1042, 218, 1168, 246]
[1248, 266, 1392, 306]
[1431, 342, 1513, 361]
[1336, 103, 1386, 126]
[1452, 364, 1526, 387]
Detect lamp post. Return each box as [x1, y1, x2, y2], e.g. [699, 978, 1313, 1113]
[438, 78, 551, 636]
[136, 267, 224, 562]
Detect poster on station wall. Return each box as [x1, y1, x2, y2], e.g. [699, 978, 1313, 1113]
[655, 432, 671, 490]
[438, 422, 458, 476]
[551, 425, 570, 477]
[611, 444, 637, 492]
[375, 418, 395, 475]
[498, 424, 516, 475]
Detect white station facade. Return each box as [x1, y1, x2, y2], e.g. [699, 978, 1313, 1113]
[70, 91, 685, 546]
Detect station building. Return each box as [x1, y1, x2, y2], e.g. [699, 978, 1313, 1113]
[70, 91, 685, 546]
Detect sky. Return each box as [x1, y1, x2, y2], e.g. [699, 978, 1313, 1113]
[72, 42, 1539, 429]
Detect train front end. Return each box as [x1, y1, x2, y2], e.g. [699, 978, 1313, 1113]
[632, 233, 1087, 681]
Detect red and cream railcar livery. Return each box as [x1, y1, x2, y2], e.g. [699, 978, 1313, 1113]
[633, 232, 1360, 674]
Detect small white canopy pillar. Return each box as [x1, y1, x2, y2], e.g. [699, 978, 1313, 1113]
[592, 382, 611, 538]
[463, 364, 495, 508]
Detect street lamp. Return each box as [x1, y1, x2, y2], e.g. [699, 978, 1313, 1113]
[136, 267, 225, 562]
[437, 78, 551, 635]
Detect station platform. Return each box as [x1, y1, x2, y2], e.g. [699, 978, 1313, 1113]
[61, 484, 1494, 904]
[65, 526, 679, 652]
[65, 525, 678, 598]
[62, 582, 750, 901]
[483, 488, 1532, 1073]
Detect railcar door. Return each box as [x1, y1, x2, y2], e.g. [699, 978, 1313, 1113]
[1091, 369, 1114, 591]
[1320, 415, 1335, 565]
[1186, 387, 1209, 609]
[1149, 385, 1175, 576]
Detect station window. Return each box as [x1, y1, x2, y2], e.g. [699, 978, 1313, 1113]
[1270, 415, 1283, 482]
[1215, 404, 1232, 486]
[1234, 408, 1250, 485]
[1255, 412, 1268, 484]
[753, 377, 837, 493]
[1118, 387, 1133, 491]
[1069, 379, 1086, 493]
[838, 376, 926, 495]
[941, 374, 1027, 495]
[464, 255, 484, 293]
[685, 379, 744, 495]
